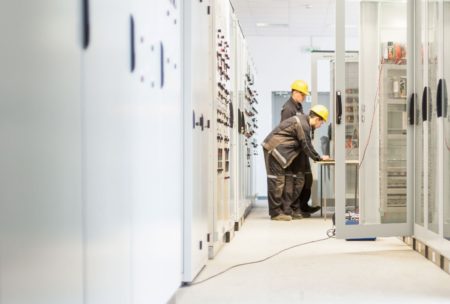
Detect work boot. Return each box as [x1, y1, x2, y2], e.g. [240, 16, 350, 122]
[271, 214, 292, 221]
[307, 206, 321, 214]
[291, 213, 303, 220]
[300, 206, 321, 218]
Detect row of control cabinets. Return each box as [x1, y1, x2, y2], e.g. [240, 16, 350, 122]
[1, 0, 260, 301]
[1, 1, 183, 304]
[213, 1, 234, 259]
[241, 69, 259, 172]
[182, 0, 259, 282]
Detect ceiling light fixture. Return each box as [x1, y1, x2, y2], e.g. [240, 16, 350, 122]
[305, 4, 312, 9]
[256, 22, 289, 28]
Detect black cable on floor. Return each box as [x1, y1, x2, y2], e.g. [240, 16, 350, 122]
[183, 234, 332, 287]
[327, 227, 336, 238]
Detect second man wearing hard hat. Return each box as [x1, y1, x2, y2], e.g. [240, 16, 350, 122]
[281, 80, 321, 218]
[262, 103, 330, 220]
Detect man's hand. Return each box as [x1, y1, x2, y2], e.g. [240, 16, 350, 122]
[321, 155, 330, 160]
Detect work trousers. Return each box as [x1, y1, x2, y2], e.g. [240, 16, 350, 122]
[263, 149, 305, 217]
[298, 173, 313, 211]
[285, 154, 312, 213]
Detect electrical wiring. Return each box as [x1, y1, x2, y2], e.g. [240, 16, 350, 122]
[358, 64, 383, 169]
[445, 130, 450, 151]
[327, 227, 336, 238]
[183, 235, 332, 287]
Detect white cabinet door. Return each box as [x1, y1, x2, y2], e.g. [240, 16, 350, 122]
[182, 0, 211, 282]
[0, 1, 83, 304]
[149, 0, 184, 300]
[82, 1, 132, 303]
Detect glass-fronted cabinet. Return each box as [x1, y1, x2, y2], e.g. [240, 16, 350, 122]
[332, 57, 360, 213]
[427, 0, 439, 234]
[345, 62, 359, 163]
[334, 0, 412, 238]
[335, 0, 450, 263]
[379, 63, 407, 223]
[414, 0, 447, 242]
[344, 61, 359, 212]
[311, 51, 359, 216]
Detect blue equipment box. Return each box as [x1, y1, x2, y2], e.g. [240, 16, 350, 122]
[345, 219, 376, 241]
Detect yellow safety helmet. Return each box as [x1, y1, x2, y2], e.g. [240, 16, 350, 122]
[310, 104, 329, 122]
[291, 80, 310, 96]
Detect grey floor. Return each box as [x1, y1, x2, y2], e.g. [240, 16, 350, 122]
[176, 201, 450, 304]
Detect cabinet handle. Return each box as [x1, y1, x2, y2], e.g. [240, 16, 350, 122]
[437, 79, 442, 117]
[160, 42, 165, 88]
[199, 114, 204, 131]
[240, 110, 245, 134]
[408, 93, 416, 125]
[336, 91, 342, 125]
[82, 0, 90, 49]
[437, 79, 448, 118]
[229, 101, 234, 129]
[422, 87, 429, 122]
[130, 15, 136, 72]
[428, 87, 433, 122]
[237, 109, 241, 131]
[445, 79, 449, 118]
[194, 113, 204, 131]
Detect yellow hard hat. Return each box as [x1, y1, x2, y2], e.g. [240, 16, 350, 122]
[310, 104, 329, 122]
[291, 80, 310, 95]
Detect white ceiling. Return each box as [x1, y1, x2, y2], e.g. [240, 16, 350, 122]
[229, 0, 336, 37]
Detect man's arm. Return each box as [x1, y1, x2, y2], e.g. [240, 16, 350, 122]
[300, 134, 322, 161]
[294, 117, 322, 161]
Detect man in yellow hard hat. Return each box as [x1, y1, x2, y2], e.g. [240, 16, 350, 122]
[281, 80, 309, 120]
[262, 105, 330, 220]
[281, 80, 320, 218]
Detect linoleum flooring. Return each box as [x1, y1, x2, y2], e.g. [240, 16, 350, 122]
[176, 200, 450, 304]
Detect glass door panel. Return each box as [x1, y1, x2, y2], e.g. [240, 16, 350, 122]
[443, 1, 450, 240]
[415, 0, 426, 227]
[380, 64, 408, 224]
[334, 0, 412, 238]
[344, 61, 359, 216]
[427, 0, 439, 233]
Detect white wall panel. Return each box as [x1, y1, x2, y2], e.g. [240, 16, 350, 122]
[84, 1, 182, 303]
[1, 1, 184, 304]
[149, 0, 183, 301]
[0, 1, 83, 304]
[128, 0, 160, 302]
[82, 1, 132, 303]
[182, 0, 211, 282]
